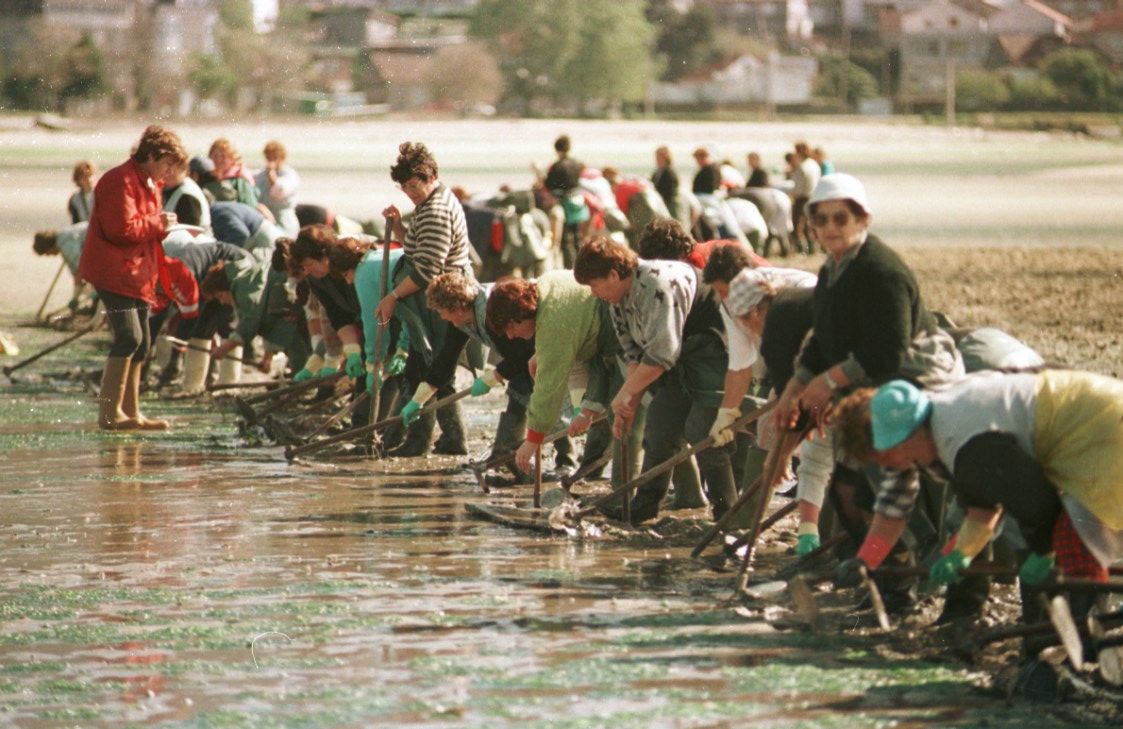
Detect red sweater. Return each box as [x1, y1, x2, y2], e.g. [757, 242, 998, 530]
[79, 158, 168, 305]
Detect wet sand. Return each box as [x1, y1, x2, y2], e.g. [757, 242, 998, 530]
[1, 286, 1118, 726]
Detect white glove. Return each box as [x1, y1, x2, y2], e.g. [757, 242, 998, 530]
[708, 407, 741, 447]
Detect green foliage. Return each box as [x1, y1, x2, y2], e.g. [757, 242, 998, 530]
[815, 54, 879, 109]
[219, 0, 255, 32]
[1041, 48, 1115, 110]
[1007, 74, 1062, 111]
[955, 68, 1010, 111]
[563, 0, 654, 107]
[60, 33, 108, 103]
[647, 0, 720, 81]
[352, 51, 388, 103]
[187, 53, 237, 102]
[471, 0, 654, 113]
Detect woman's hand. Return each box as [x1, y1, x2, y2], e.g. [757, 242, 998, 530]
[515, 440, 539, 473]
[799, 373, 835, 432]
[611, 389, 639, 439]
[568, 408, 595, 437]
[381, 205, 402, 240]
[161, 211, 177, 229]
[772, 379, 806, 434]
[374, 294, 397, 328]
[211, 339, 236, 361]
[527, 355, 538, 379]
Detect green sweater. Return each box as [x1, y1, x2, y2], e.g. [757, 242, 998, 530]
[526, 270, 601, 440]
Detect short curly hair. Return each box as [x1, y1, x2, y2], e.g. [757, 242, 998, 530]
[290, 224, 337, 266]
[702, 243, 756, 284]
[327, 237, 371, 276]
[485, 279, 539, 334]
[208, 137, 242, 165]
[390, 142, 438, 184]
[72, 160, 94, 184]
[636, 218, 694, 262]
[427, 271, 478, 313]
[573, 235, 637, 284]
[263, 140, 287, 162]
[833, 388, 878, 463]
[133, 125, 187, 166]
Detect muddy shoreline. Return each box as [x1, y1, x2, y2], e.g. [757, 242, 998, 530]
[1, 245, 1122, 726]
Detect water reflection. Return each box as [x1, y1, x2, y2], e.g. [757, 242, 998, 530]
[0, 401, 1039, 727]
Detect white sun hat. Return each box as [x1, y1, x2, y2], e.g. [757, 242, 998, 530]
[806, 173, 871, 217]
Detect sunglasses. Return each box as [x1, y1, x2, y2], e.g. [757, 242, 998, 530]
[811, 211, 854, 228]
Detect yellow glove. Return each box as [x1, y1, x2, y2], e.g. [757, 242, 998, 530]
[708, 407, 740, 447]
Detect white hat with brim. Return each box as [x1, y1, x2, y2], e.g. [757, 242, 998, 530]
[806, 173, 871, 217]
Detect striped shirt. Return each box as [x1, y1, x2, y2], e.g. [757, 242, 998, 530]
[404, 183, 473, 289]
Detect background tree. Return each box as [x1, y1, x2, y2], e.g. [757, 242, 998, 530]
[353, 51, 389, 104]
[471, 0, 581, 112]
[1041, 48, 1115, 111]
[562, 0, 654, 113]
[955, 68, 1010, 111]
[423, 42, 503, 112]
[188, 53, 237, 107]
[216, 0, 309, 111]
[647, 0, 720, 81]
[60, 32, 108, 108]
[1, 20, 80, 111]
[814, 54, 879, 109]
[472, 0, 653, 114]
[1007, 74, 1061, 110]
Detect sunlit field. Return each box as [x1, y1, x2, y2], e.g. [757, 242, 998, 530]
[2, 116, 1122, 315]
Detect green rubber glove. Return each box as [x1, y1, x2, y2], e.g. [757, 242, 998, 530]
[929, 549, 971, 585]
[1019, 553, 1056, 586]
[317, 366, 338, 378]
[470, 377, 492, 397]
[345, 352, 365, 378]
[293, 367, 315, 383]
[386, 351, 407, 376]
[400, 400, 422, 427]
[796, 533, 821, 557]
[67, 297, 80, 311]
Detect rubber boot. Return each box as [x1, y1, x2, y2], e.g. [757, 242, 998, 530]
[122, 359, 169, 430]
[154, 335, 172, 369]
[217, 345, 243, 386]
[180, 338, 211, 395]
[390, 408, 435, 457]
[97, 356, 132, 430]
[715, 441, 767, 529]
[669, 457, 706, 509]
[156, 349, 183, 390]
[432, 397, 468, 455]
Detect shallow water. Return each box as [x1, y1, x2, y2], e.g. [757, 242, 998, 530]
[0, 361, 1090, 728]
[0, 324, 1096, 727]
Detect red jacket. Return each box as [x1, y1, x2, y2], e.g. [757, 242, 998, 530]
[687, 239, 770, 270]
[152, 258, 199, 319]
[78, 158, 168, 305]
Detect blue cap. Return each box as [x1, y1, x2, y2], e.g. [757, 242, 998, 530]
[870, 380, 931, 450]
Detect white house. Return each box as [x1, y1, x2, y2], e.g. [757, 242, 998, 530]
[651, 52, 818, 107]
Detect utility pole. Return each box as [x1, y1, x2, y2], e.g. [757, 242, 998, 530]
[945, 54, 956, 126]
